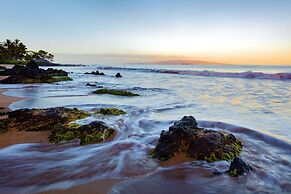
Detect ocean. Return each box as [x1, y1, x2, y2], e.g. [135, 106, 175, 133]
[0, 64, 290, 193]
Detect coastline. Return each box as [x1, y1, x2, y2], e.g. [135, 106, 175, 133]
[0, 84, 122, 194]
[0, 85, 49, 148]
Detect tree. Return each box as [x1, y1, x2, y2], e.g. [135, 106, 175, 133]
[0, 39, 54, 62]
[25, 50, 54, 62]
[0, 39, 27, 60]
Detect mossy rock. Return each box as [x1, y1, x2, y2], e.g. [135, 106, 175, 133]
[5, 107, 89, 132]
[51, 76, 73, 82]
[93, 89, 139, 96]
[49, 121, 115, 145]
[152, 116, 243, 163]
[95, 108, 126, 115]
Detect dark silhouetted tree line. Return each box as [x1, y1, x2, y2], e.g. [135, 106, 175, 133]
[0, 39, 54, 62]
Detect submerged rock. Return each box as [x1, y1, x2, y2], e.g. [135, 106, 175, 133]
[95, 108, 126, 115]
[0, 107, 116, 145]
[84, 70, 105, 76]
[93, 88, 139, 96]
[115, 72, 122, 78]
[152, 116, 242, 162]
[86, 83, 97, 87]
[227, 157, 253, 176]
[0, 61, 72, 84]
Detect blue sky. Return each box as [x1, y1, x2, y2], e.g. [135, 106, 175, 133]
[0, 0, 291, 64]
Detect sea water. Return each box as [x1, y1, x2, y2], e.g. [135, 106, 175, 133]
[0, 64, 290, 193]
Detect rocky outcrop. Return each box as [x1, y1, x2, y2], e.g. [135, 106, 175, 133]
[115, 73, 122, 78]
[0, 61, 72, 84]
[95, 108, 126, 115]
[152, 116, 242, 162]
[93, 88, 139, 96]
[86, 83, 97, 87]
[0, 107, 115, 145]
[49, 121, 115, 145]
[227, 157, 253, 176]
[84, 70, 105, 76]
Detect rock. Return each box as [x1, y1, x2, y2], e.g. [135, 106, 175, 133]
[84, 70, 105, 76]
[152, 116, 242, 161]
[1, 107, 116, 145]
[0, 61, 72, 84]
[227, 157, 253, 176]
[93, 88, 139, 96]
[49, 121, 115, 145]
[115, 73, 122, 78]
[86, 83, 97, 87]
[6, 107, 89, 131]
[95, 108, 126, 115]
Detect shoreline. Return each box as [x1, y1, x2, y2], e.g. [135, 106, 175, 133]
[0, 85, 50, 148]
[0, 85, 123, 194]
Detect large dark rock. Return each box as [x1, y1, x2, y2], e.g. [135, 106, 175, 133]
[152, 116, 242, 162]
[0, 61, 71, 84]
[227, 157, 253, 176]
[115, 73, 122, 78]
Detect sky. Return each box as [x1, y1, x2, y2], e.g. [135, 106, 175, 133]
[0, 0, 291, 65]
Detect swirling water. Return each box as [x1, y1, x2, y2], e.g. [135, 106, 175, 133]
[0, 64, 290, 193]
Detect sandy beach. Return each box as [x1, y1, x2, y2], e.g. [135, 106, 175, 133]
[0, 81, 122, 194]
[0, 82, 49, 148]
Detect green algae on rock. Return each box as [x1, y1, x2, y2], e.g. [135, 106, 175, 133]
[93, 89, 139, 96]
[49, 121, 115, 145]
[5, 107, 89, 132]
[95, 108, 127, 115]
[152, 116, 243, 163]
[0, 107, 116, 145]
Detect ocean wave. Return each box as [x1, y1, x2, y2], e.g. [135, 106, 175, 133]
[198, 120, 291, 152]
[97, 66, 291, 81]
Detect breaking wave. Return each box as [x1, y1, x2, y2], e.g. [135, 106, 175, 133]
[97, 66, 291, 81]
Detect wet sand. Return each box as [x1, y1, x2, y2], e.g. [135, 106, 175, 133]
[0, 82, 123, 194]
[40, 179, 123, 194]
[0, 85, 49, 148]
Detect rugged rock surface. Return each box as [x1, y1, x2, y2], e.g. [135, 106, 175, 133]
[95, 108, 126, 115]
[5, 107, 89, 131]
[152, 116, 242, 162]
[84, 70, 105, 76]
[49, 121, 115, 145]
[93, 88, 139, 96]
[0, 61, 72, 84]
[227, 157, 253, 176]
[115, 73, 122, 78]
[86, 83, 97, 87]
[0, 107, 115, 145]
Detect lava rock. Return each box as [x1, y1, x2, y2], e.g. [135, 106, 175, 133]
[115, 73, 122, 78]
[152, 116, 242, 162]
[227, 157, 253, 176]
[84, 70, 105, 76]
[86, 83, 97, 87]
[0, 61, 71, 84]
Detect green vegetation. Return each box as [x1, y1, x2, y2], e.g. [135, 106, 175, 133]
[0, 39, 54, 64]
[95, 108, 126, 115]
[204, 135, 242, 163]
[0, 59, 26, 64]
[0, 111, 7, 116]
[93, 89, 139, 96]
[51, 76, 73, 82]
